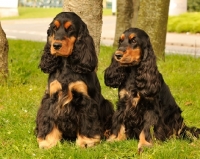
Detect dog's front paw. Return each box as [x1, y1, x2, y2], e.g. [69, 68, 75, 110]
[37, 138, 58, 149]
[37, 126, 62, 149]
[76, 134, 100, 148]
[107, 134, 117, 142]
[137, 130, 152, 154]
[107, 125, 127, 142]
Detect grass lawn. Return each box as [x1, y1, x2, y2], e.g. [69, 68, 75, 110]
[0, 39, 200, 158]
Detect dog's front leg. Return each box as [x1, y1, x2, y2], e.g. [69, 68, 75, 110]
[49, 80, 62, 97]
[75, 95, 101, 148]
[37, 125, 62, 149]
[107, 108, 127, 142]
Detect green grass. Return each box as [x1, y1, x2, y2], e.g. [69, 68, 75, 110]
[0, 7, 112, 20]
[0, 40, 200, 158]
[168, 12, 200, 33]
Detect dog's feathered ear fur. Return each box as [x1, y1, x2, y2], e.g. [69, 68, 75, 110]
[104, 54, 128, 88]
[68, 22, 98, 73]
[136, 37, 161, 96]
[39, 28, 62, 74]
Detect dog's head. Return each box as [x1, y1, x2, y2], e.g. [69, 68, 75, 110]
[109, 28, 161, 96]
[48, 12, 83, 56]
[114, 28, 151, 66]
[44, 12, 97, 73]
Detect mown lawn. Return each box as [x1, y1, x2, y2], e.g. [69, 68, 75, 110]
[0, 39, 200, 159]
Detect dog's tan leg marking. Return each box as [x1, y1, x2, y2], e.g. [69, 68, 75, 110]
[62, 81, 88, 106]
[37, 125, 62, 149]
[76, 134, 100, 148]
[119, 89, 130, 99]
[119, 90, 140, 107]
[117, 125, 127, 140]
[50, 80, 62, 96]
[138, 130, 152, 153]
[107, 125, 127, 142]
[132, 92, 140, 107]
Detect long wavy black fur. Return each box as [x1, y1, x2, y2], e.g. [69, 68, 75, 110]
[104, 27, 200, 146]
[35, 12, 114, 146]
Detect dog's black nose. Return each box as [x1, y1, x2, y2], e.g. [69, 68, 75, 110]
[53, 42, 62, 50]
[115, 53, 123, 60]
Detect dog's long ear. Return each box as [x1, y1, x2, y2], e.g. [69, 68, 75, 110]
[104, 54, 127, 88]
[39, 27, 61, 74]
[68, 22, 98, 73]
[136, 38, 161, 96]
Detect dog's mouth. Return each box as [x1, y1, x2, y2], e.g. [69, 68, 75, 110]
[51, 50, 71, 57]
[114, 48, 141, 66]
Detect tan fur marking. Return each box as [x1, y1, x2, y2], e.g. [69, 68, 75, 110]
[129, 33, 136, 40]
[64, 21, 72, 29]
[50, 80, 62, 96]
[107, 125, 126, 142]
[138, 130, 152, 153]
[50, 36, 76, 56]
[76, 134, 100, 148]
[127, 47, 141, 62]
[117, 46, 141, 65]
[119, 89, 130, 99]
[120, 34, 125, 41]
[117, 125, 127, 140]
[62, 81, 88, 106]
[132, 92, 140, 107]
[37, 125, 62, 149]
[107, 134, 117, 142]
[54, 20, 60, 28]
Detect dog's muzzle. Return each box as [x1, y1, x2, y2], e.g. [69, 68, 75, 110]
[53, 42, 62, 50]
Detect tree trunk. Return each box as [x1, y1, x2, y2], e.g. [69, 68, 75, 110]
[0, 22, 9, 83]
[63, 0, 103, 55]
[113, 0, 134, 46]
[131, 0, 140, 27]
[136, 0, 170, 60]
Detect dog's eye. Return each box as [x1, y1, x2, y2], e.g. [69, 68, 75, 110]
[131, 38, 136, 44]
[53, 25, 57, 31]
[65, 26, 73, 32]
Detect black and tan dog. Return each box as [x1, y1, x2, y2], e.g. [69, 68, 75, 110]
[104, 27, 200, 152]
[35, 12, 114, 149]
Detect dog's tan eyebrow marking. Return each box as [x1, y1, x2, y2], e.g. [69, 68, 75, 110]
[129, 33, 136, 40]
[64, 21, 72, 29]
[120, 34, 125, 41]
[54, 20, 60, 28]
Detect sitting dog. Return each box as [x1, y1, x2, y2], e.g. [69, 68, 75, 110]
[104, 27, 200, 152]
[35, 12, 114, 149]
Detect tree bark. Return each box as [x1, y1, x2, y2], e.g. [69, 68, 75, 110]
[0, 22, 9, 82]
[136, 0, 170, 60]
[113, 0, 134, 46]
[63, 0, 103, 55]
[131, 0, 140, 27]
